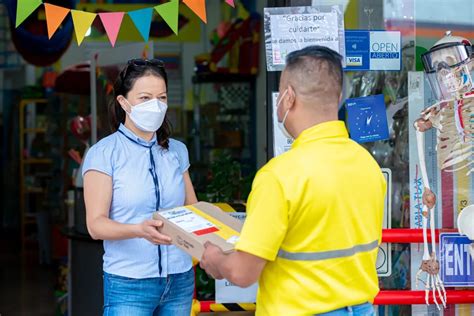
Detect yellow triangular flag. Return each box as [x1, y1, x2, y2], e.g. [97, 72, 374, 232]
[71, 10, 97, 45]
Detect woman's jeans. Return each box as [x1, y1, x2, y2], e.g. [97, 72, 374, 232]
[103, 268, 194, 316]
[317, 302, 375, 316]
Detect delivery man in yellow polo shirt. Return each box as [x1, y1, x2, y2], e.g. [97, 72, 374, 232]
[200, 45, 386, 316]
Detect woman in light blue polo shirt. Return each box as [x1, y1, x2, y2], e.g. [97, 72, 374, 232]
[82, 59, 197, 315]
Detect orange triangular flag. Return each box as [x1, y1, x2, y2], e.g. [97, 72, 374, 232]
[183, 0, 207, 23]
[44, 4, 70, 39]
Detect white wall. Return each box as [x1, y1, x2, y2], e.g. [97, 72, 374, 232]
[415, 0, 472, 25]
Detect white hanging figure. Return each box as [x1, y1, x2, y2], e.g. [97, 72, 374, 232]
[414, 31, 474, 309]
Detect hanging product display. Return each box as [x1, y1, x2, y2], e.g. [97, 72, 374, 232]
[6, 0, 74, 66]
[204, 12, 261, 75]
[413, 31, 474, 309]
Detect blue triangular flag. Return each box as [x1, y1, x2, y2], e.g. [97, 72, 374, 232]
[128, 8, 153, 41]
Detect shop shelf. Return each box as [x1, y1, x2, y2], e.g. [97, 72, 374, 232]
[24, 218, 36, 225]
[23, 128, 47, 134]
[25, 187, 46, 193]
[23, 158, 53, 164]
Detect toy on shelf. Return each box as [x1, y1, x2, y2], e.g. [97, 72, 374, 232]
[194, 13, 261, 75]
[69, 114, 91, 187]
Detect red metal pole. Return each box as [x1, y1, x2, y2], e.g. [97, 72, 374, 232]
[198, 290, 474, 312]
[374, 290, 474, 305]
[381, 228, 458, 243]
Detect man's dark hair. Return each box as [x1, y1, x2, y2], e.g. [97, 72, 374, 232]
[285, 45, 343, 104]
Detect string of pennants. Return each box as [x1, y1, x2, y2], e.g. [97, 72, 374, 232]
[15, 0, 236, 46]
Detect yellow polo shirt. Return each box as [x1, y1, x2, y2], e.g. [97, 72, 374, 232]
[235, 121, 386, 316]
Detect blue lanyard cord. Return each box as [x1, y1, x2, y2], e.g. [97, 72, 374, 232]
[148, 149, 161, 211]
[118, 129, 163, 275]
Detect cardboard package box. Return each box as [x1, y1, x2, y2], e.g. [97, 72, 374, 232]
[153, 202, 243, 260]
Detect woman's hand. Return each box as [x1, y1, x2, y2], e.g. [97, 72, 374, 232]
[137, 219, 172, 245]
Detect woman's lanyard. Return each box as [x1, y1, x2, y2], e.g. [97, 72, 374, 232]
[118, 129, 163, 275]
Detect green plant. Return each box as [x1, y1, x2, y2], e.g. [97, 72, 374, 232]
[199, 152, 254, 203]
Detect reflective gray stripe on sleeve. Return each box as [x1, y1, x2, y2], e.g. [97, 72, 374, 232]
[277, 239, 379, 261]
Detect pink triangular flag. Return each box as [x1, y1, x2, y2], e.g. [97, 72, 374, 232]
[98, 12, 125, 47]
[225, 0, 235, 7]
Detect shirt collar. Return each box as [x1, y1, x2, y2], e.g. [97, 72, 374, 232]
[292, 120, 348, 148]
[118, 123, 157, 147]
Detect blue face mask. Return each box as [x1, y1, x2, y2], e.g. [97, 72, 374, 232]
[277, 89, 293, 139]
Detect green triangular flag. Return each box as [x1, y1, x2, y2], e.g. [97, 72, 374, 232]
[16, 0, 43, 27]
[154, 0, 179, 35]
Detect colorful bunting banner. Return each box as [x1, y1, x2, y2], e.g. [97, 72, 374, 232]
[98, 12, 125, 47]
[15, 0, 42, 27]
[183, 0, 207, 24]
[14, 0, 235, 46]
[44, 3, 70, 39]
[128, 8, 154, 42]
[71, 10, 97, 45]
[154, 0, 179, 35]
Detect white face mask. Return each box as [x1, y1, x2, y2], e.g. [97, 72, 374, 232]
[124, 98, 168, 132]
[277, 89, 293, 139]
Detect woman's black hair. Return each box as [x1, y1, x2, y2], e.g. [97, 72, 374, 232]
[109, 59, 171, 149]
